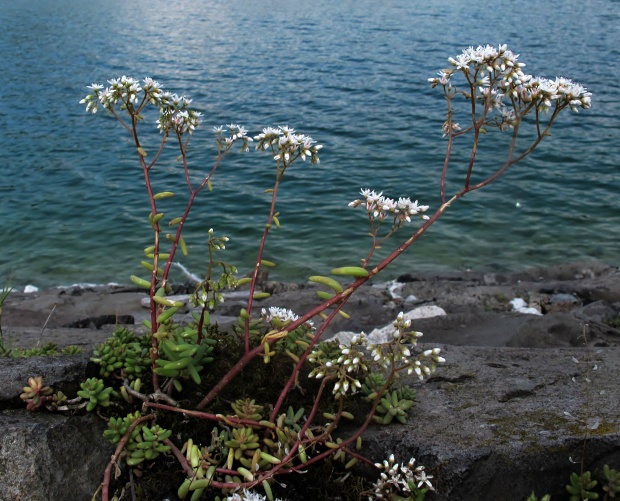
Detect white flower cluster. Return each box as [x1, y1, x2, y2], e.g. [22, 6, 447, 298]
[442, 121, 462, 137]
[370, 454, 434, 499]
[308, 334, 368, 398]
[156, 108, 202, 136]
[309, 312, 445, 396]
[226, 489, 284, 501]
[349, 189, 430, 223]
[152, 86, 201, 136]
[254, 126, 322, 164]
[446, 44, 524, 74]
[213, 124, 253, 152]
[428, 44, 592, 133]
[80, 76, 202, 135]
[369, 312, 444, 380]
[511, 75, 592, 113]
[101, 75, 142, 107]
[261, 306, 314, 329]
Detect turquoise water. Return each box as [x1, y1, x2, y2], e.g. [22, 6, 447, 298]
[0, 0, 618, 289]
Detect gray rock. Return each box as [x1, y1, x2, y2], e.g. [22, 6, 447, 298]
[543, 293, 582, 313]
[0, 356, 113, 500]
[507, 313, 586, 348]
[360, 344, 620, 500]
[330, 306, 446, 344]
[400, 312, 530, 347]
[2, 286, 149, 329]
[571, 300, 619, 324]
[0, 410, 111, 501]
[0, 354, 95, 403]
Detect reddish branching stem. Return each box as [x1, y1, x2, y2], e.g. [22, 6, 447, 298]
[101, 414, 155, 501]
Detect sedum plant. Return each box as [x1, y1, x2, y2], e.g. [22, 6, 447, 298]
[22, 44, 592, 500]
[567, 470, 599, 500]
[602, 465, 620, 499]
[528, 465, 620, 501]
[565, 467, 620, 501]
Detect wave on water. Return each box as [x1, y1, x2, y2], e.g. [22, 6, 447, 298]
[19, 283, 125, 294]
[173, 263, 201, 284]
[18, 265, 202, 293]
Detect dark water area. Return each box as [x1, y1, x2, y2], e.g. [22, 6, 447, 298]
[0, 0, 618, 289]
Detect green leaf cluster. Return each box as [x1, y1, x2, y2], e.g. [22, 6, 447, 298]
[231, 398, 264, 421]
[125, 424, 172, 466]
[567, 471, 599, 500]
[529, 465, 620, 501]
[76, 377, 115, 412]
[372, 387, 416, 425]
[12, 342, 82, 358]
[91, 327, 150, 379]
[603, 465, 620, 498]
[153, 325, 216, 386]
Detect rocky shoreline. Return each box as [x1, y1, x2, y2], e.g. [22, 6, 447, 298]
[1, 261, 620, 500]
[3, 261, 619, 351]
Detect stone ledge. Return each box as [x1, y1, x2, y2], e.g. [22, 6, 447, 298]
[360, 344, 620, 500]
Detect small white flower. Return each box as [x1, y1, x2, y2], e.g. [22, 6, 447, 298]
[416, 470, 434, 490]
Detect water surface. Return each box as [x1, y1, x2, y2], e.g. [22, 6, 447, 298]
[0, 0, 618, 288]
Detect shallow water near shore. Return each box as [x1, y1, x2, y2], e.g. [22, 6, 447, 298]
[0, 0, 619, 289]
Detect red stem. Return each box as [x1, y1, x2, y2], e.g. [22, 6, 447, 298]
[269, 299, 350, 421]
[439, 91, 455, 205]
[101, 414, 155, 501]
[243, 174, 283, 353]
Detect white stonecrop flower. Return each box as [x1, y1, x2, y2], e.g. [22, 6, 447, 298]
[105, 75, 142, 106]
[157, 108, 202, 135]
[442, 121, 462, 137]
[79, 83, 104, 113]
[371, 455, 434, 498]
[366, 312, 443, 378]
[80, 76, 206, 135]
[335, 335, 368, 374]
[141, 77, 164, 105]
[308, 334, 368, 397]
[428, 43, 591, 135]
[254, 125, 322, 164]
[212, 124, 254, 152]
[444, 44, 525, 78]
[261, 306, 314, 329]
[349, 189, 430, 224]
[226, 489, 284, 501]
[556, 77, 592, 111]
[228, 124, 250, 141]
[263, 306, 299, 324]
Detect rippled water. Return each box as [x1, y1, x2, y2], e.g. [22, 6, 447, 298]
[0, 0, 618, 289]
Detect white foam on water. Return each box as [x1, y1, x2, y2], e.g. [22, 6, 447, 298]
[173, 263, 201, 283]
